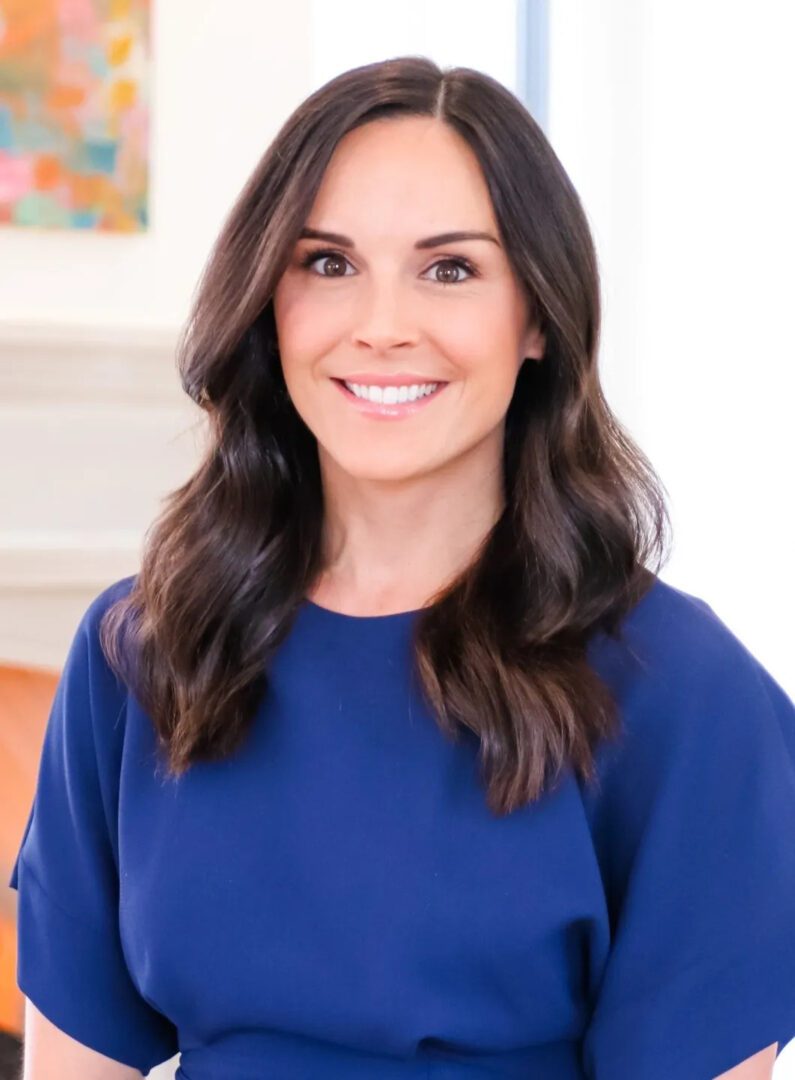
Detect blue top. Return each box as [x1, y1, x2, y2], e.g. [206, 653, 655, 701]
[8, 573, 795, 1079]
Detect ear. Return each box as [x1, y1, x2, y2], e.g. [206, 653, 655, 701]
[522, 320, 546, 362]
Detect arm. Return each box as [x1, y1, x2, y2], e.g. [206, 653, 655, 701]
[21, 998, 143, 1080]
[714, 1041, 778, 1080]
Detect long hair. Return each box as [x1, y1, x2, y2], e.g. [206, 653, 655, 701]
[100, 56, 671, 816]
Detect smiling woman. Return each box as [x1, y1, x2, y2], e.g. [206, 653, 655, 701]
[8, 55, 795, 1080]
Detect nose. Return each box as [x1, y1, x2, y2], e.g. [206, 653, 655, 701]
[351, 277, 419, 352]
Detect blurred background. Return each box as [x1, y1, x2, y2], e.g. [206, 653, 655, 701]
[0, 0, 792, 1076]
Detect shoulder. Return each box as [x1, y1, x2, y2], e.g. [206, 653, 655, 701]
[582, 575, 793, 807]
[59, 575, 140, 749]
[589, 575, 756, 691]
[82, 573, 138, 632]
[76, 573, 138, 679]
[590, 575, 787, 727]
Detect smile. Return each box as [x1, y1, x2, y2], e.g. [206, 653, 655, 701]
[331, 378, 449, 420]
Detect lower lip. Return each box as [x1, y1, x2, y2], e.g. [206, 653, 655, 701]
[332, 379, 449, 419]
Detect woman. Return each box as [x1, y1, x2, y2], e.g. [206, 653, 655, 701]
[9, 57, 794, 1079]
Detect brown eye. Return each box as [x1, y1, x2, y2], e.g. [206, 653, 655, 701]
[426, 257, 477, 286]
[300, 250, 351, 277]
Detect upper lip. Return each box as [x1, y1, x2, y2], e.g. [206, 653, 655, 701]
[334, 373, 448, 387]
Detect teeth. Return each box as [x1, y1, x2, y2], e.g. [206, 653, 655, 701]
[343, 382, 439, 404]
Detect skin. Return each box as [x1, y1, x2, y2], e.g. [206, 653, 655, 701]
[21, 998, 143, 1078]
[715, 1042, 778, 1079]
[271, 115, 545, 615]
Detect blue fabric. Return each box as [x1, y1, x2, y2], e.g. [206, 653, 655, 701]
[8, 574, 795, 1078]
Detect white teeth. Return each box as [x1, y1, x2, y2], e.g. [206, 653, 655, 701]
[343, 382, 440, 404]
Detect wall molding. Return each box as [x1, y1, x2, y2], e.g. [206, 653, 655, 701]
[0, 534, 142, 590]
[0, 319, 184, 406]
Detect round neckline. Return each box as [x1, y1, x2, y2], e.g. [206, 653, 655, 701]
[303, 598, 423, 621]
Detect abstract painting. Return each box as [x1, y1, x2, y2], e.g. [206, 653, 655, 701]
[0, 0, 150, 232]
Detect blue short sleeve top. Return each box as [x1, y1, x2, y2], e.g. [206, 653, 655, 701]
[8, 574, 795, 1078]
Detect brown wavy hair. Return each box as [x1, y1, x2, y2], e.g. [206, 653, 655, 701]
[99, 56, 671, 816]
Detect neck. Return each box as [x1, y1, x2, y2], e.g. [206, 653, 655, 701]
[311, 439, 506, 613]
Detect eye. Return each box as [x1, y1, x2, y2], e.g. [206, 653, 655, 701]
[298, 249, 354, 278]
[424, 257, 477, 286]
[298, 249, 478, 286]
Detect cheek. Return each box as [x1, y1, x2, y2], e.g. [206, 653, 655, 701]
[272, 326, 318, 389]
[272, 283, 301, 349]
[273, 286, 344, 364]
[433, 296, 521, 356]
[437, 318, 523, 391]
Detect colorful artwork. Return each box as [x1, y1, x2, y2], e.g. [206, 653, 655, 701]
[0, 0, 150, 232]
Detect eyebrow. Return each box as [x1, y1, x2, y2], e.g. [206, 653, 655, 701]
[297, 227, 501, 250]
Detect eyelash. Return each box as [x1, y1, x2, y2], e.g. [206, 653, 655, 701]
[298, 248, 479, 286]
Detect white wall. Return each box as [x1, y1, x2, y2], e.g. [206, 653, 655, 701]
[309, 0, 520, 95]
[548, 0, 793, 700]
[639, 0, 794, 697]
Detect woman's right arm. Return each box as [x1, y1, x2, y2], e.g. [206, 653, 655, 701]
[21, 998, 144, 1080]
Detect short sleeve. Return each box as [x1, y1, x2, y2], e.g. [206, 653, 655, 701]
[7, 582, 179, 1074]
[581, 599, 795, 1079]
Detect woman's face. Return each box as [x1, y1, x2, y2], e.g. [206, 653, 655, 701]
[271, 116, 544, 485]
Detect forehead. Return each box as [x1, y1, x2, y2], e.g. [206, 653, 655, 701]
[306, 117, 498, 238]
